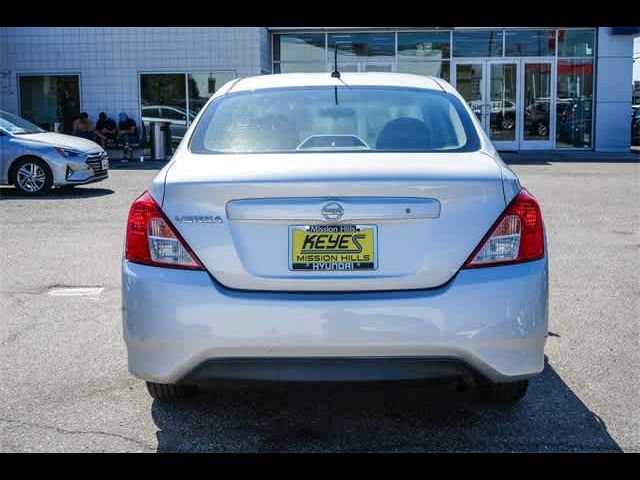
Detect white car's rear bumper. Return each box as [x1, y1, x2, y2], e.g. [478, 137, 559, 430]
[122, 258, 548, 384]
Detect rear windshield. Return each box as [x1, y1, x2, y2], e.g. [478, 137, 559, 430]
[190, 86, 480, 154]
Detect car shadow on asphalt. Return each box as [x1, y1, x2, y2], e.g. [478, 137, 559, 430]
[0, 186, 114, 199]
[150, 358, 621, 452]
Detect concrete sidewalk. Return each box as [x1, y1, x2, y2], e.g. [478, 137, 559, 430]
[106, 149, 640, 170]
[501, 150, 639, 164]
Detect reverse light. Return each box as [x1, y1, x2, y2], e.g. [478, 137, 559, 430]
[463, 188, 544, 268]
[125, 191, 204, 269]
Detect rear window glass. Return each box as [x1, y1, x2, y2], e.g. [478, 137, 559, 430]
[190, 86, 480, 154]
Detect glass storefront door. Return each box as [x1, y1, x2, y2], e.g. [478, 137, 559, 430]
[453, 60, 519, 150]
[522, 61, 554, 149]
[487, 62, 518, 147]
[453, 62, 485, 126]
[454, 59, 555, 150]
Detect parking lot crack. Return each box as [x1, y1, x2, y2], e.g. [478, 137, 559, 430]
[0, 417, 154, 451]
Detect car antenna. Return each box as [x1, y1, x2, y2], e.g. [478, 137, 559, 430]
[331, 42, 341, 79]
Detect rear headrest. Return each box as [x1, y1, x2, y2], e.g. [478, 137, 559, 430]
[376, 117, 433, 151]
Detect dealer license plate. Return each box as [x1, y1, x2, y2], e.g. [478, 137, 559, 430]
[289, 224, 377, 271]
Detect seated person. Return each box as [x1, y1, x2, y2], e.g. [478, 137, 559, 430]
[95, 112, 117, 148]
[116, 112, 139, 156]
[71, 112, 96, 141]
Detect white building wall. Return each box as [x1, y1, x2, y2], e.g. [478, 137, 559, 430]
[0, 27, 264, 124]
[0, 28, 10, 110]
[595, 28, 634, 151]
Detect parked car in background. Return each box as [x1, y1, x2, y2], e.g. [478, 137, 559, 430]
[122, 73, 549, 405]
[468, 99, 516, 131]
[489, 100, 516, 131]
[141, 105, 196, 145]
[525, 98, 551, 138]
[0, 110, 108, 195]
[632, 106, 640, 147]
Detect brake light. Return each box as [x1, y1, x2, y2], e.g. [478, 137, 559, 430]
[125, 191, 204, 269]
[463, 188, 544, 268]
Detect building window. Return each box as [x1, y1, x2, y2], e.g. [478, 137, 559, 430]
[273, 62, 327, 74]
[396, 31, 451, 81]
[397, 60, 450, 82]
[188, 72, 235, 117]
[140, 71, 234, 145]
[273, 33, 326, 74]
[327, 32, 395, 60]
[19, 75, 80, 134]
[398, 32, 451, 59]
[453, 30, 504, 57]
[557, 29, 595, 57]
[505, 29, 556, 57]
[556, 59, 594, 148]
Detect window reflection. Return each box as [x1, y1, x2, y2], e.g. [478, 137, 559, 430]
[556, 60, 594, 148]
[397, 61, 450, 82]
[524, 63, 552, 141]
[398, 32, 451, 59]
[273, 34, 326, 62]
[188, 72, 234, 117]
[274, 62, 327, 74]
[141, 73, 187, 145]
[140, 72, 234, 146]
[505, 30, 556, 57]
[328, 33, 395, 59]
[455, 63, 484, 122]
[453, 30, 503, 57]
[489, 63, 517, 142]
[19, 75, 80, 133]
[558, 30, 595, 57]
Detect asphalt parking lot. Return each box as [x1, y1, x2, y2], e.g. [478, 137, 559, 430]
[0, 158, 638, 452]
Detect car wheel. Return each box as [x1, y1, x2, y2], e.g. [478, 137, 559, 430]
[146, 381, 197, 401]
[13, 157, 53, 195]
[476, 379, 529, 404]
[536, 123, 549, 137]
[501, 117, 515, 130]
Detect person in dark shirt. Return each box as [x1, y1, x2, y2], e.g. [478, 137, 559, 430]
[116, 112, 139, 157]
[95, 112, 117, 148]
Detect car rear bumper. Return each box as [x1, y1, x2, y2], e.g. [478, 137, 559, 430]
[122, 258, 548, 384]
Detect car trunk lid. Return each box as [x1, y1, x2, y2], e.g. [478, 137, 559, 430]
[161, 152, 506, 291]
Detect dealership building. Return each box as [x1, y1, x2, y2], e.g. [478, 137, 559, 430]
[0, 27, 638, 152]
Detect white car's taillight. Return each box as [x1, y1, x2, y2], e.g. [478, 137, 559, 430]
[463, 188, 544, 268]
[125, 191, 204, 270]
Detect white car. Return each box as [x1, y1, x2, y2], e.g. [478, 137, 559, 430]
[122, 73, 548, 404]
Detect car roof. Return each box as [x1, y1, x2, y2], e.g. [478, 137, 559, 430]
[225, 72, 447, 94]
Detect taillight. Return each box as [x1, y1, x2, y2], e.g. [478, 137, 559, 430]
[463, 188, 544, 268]
[125, 191, 204, 270]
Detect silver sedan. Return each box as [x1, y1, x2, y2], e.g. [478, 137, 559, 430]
[122, 72, 548, 405]
[0, 110, 109, 195]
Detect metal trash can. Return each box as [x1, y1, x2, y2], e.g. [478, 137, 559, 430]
[150, 121, 172, 161]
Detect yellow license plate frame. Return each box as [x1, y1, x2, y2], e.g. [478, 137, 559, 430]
[289, 224, 378, 271]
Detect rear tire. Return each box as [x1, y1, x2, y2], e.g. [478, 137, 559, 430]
[477, 379, 529, 404]
[146, 381, 197, 401]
